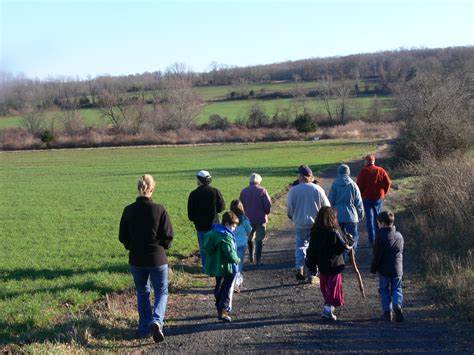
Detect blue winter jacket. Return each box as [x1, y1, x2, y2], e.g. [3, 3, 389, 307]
[328, 174, 364, 223]
[234, 215, 252, 248]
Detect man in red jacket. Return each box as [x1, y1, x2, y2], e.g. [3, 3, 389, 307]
[356, 154, 391, 246]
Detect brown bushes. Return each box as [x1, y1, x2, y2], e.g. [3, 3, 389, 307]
[405, 156, 474, 318]
[322, 120, 399, 139]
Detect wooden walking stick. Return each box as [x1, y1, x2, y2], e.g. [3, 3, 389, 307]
[349, 248, 366, 298]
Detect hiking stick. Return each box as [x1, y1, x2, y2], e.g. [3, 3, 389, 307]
[349, 248, 366, 298]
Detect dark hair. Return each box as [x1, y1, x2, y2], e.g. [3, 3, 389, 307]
[222, 211, 239, 226]
[377, 211, 395, 226]
[230, 200, 245, 224]
[197, 176, 212, 185]
[313, 206, 338, 230]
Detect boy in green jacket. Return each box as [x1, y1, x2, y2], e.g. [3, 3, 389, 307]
[202, 211, 241, 322]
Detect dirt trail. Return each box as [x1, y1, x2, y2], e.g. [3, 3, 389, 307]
[139, 156, 472, 353]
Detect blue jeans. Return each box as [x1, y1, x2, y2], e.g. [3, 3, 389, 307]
[363, 199, 384, 245]
[340, 222, 360, 262]
[215, 273, 237, 312]
[130, 264, 169, 335]
[379, 275, 403, 312]
[295, 227, 312, 270]
[197, 230, 209, 272]
[235, 245, 247, 287]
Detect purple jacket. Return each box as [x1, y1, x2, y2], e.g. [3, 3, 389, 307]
[239, 184, 272, 225]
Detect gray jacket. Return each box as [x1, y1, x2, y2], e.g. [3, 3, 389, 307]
[328, 174, 364, 223]
[287, 183, 330, 229]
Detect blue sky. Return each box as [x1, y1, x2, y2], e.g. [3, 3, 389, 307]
[1, 0, 472, 79]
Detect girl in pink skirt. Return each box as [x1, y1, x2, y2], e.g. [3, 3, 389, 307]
[306, 206, 353, 320]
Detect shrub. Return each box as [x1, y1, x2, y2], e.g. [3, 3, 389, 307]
[21, 110, 46, 135]
[208, 114, 231, 130]
[39, 130, 55, 148]
[294, 112, 316, 132]
[247, 104, 270, 128]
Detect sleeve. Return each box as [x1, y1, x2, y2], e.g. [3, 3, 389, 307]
[244, 217, 252, 236]
[222, 242, 240, 264]
[328, 183, 336, 206]
[335, 230, 352, 254]
[187, 192, 195, 222]
[320, 187, 331, 207]
[382, 169, 391, 195]
[262, 189, 272, 215]
[157, 208, 174, 249]
[287, 189, 294, 219]
[216, 189, 225, 213]
[305, 230, 318, 272]
[356, 170, 366, 196]
[370, 237, 382, 274]
[353, 184, 365, 220]
[118, 208, 130, 250]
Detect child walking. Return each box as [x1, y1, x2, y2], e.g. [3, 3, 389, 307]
[202, 211, 241, 322]
[306, 206, 353, 320]
[230, 200, 252, 293]
[370, 211, 404, 322]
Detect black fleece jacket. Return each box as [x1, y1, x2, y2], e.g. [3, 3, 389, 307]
[187, 184, 225, 232]
[119, 196, 174, 267]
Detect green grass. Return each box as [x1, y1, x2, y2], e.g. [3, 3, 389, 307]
[0, 96, 394, 130]
[0, 139, 377, 343]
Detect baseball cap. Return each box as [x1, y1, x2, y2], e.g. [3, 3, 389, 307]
[297, 165, 313, 177]
[196, 170, 211, 178]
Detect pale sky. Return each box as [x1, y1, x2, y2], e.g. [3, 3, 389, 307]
[1, 0, 473, 79]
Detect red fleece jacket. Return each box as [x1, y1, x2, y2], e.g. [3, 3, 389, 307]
[356, 164, 391, 200]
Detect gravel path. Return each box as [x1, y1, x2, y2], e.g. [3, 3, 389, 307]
[146, 158, 472, 353]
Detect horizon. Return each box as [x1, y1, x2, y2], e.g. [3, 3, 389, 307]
[1, 0, 473, 80]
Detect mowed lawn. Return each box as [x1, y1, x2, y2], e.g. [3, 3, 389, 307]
[0, 139, 377, 342]
[0, 96, 394, 129]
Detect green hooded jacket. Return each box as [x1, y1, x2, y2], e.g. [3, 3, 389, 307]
[202, 225, 240, 277]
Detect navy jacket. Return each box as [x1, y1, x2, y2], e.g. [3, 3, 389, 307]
[371, 226, 404, 277]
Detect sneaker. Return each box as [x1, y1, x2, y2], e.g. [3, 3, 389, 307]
[308, 275, 319, 285]
[321, 306, 337, 321]
[220, 310, 232, 322]
[234, 285, 241, 293]
[150, 322, 164, 343]
[295, 268, 305, 282]
[393, 305, 404, 322]
[383, 311, 393, 322]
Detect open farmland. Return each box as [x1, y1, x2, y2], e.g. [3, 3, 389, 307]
[0, 139, 377, 343]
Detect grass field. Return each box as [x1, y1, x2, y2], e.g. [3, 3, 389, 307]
[0, 139, 377, 343]
[0, 96, 394, 130]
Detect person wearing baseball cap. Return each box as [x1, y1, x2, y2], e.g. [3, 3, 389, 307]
[287, 164, 331, 283]
[188, 170, 225, 271]
[356, 154, 391, 246]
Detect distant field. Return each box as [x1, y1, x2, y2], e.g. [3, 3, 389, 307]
[0, 96, 394, 130]
[0, 139, 377, 342]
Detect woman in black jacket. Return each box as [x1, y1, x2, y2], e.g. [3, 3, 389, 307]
[306, 206, 352, 321]
[119, 174, 174, 343]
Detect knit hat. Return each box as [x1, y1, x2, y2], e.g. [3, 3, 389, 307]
[338, 164, 350, 176]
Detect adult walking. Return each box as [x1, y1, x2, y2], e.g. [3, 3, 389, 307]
[188, 170, 225, 270]
[329, 164, 364, 252]
[356, 154, 391, 246]
[287, 165, 330, 282]
[239, 173, 272, 265]
[119, 174, 173, 343]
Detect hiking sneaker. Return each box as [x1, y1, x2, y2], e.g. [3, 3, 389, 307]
[383, 311, 393, 322]
[234, 285, 241, 293]
[296, 268, 305, 282]
[321, 306, 337, 321]
[150, 322, 164, 343]
[308, 275, 320, 285]
[220, 310, 232, 323]
[393, 305, 404, 322]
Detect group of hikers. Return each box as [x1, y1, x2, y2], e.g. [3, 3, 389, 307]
[119, 153, 403, 343]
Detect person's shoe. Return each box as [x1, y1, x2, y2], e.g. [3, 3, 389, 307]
[150, 322, 164, 343]
[321, 306, 336, 321]
[220, 310, 232, 322]
[308, 275, 319, 285]
[393, 305, 404, 322]
[234, 285, 241, 293]
[296, 268, 305, 282]
[383, 311, 393, 322]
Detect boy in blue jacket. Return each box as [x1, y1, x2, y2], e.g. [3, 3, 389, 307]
[370, 211, 404, 322]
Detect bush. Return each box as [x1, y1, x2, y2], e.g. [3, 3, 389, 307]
[21, 110, 46, 135]
[294, 112, 316, 132]
[208, 114, 231, 130]
[247, 104, 270, 128]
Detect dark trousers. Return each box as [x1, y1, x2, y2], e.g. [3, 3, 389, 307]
[214, 273, 237, 312]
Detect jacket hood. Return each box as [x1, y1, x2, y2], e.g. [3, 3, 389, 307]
[333, 174, 353, 187]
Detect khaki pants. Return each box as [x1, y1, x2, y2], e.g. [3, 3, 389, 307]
[248, 224, 266, 264]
